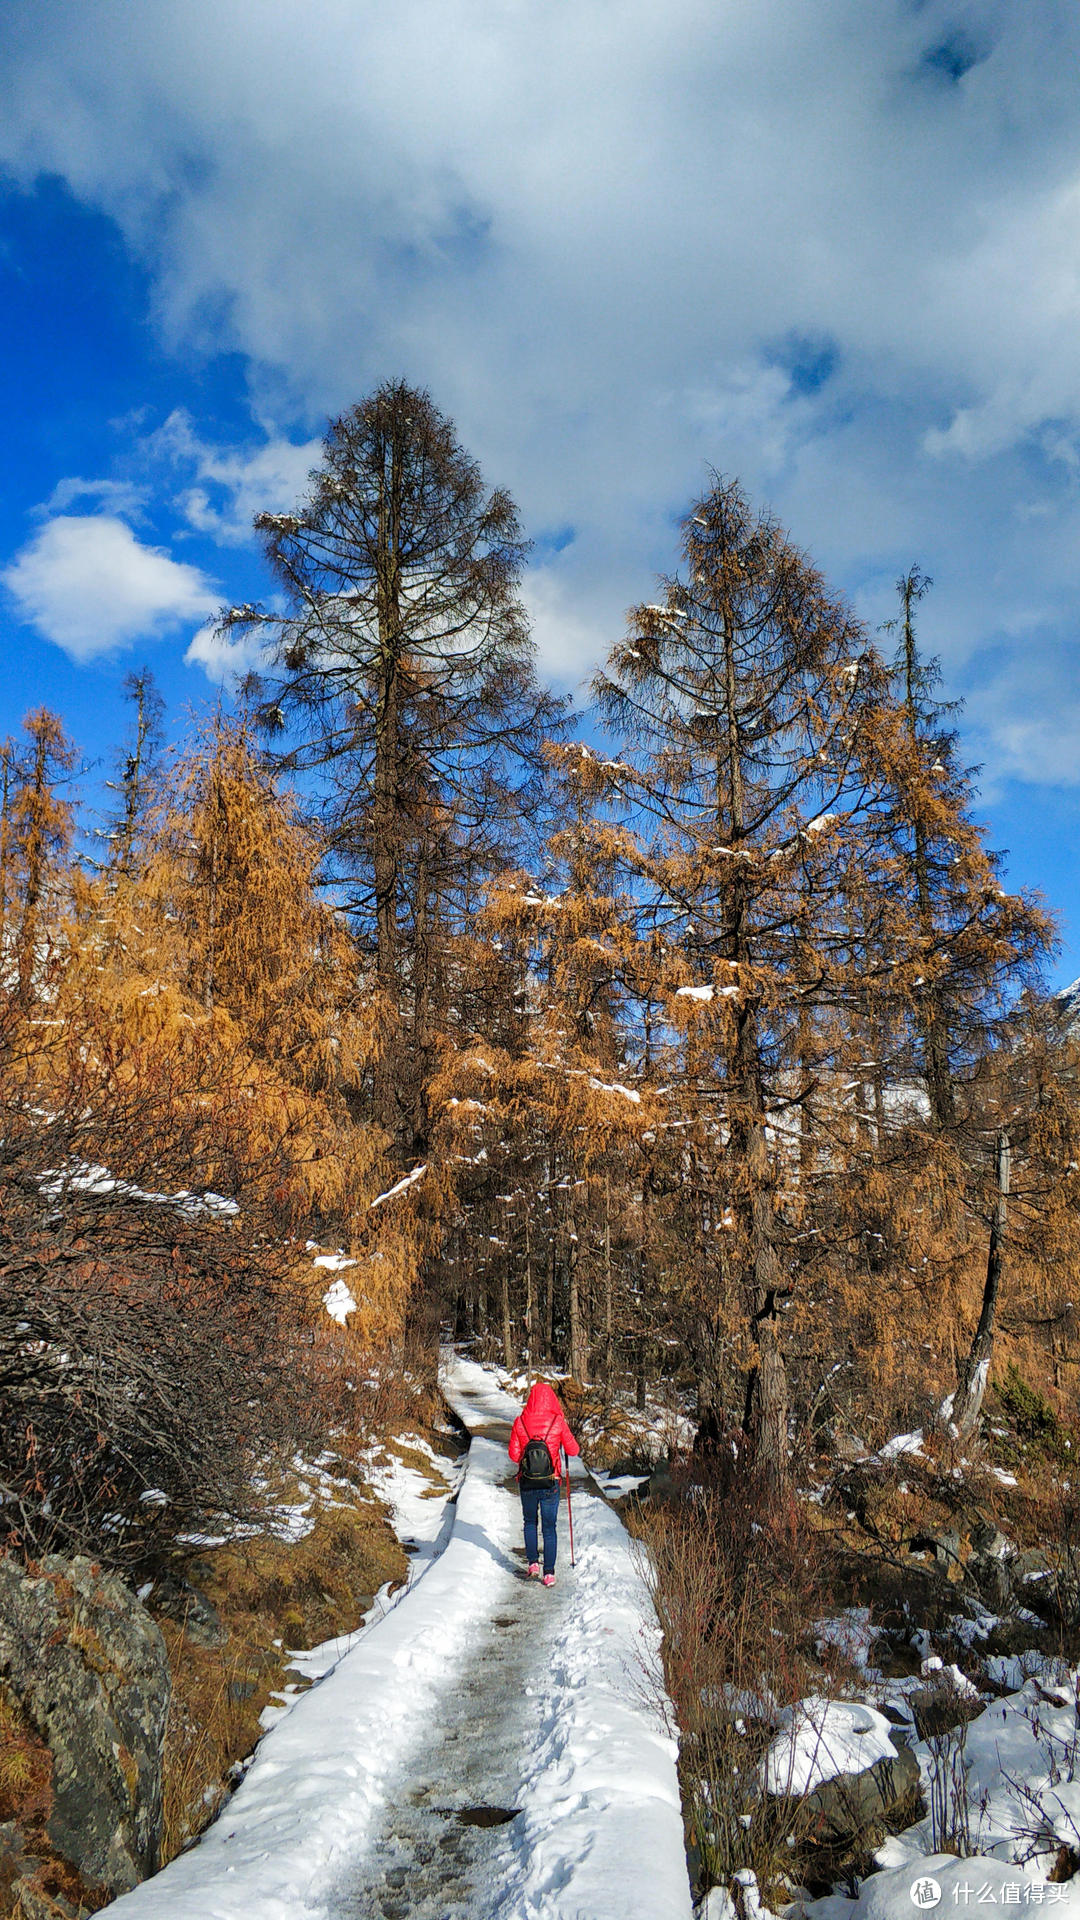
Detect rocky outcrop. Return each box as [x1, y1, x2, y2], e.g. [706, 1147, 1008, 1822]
[0, 1554, 170, 1913]
[802, 1740, 922, 1848]
[146, 1569, 223, 1648]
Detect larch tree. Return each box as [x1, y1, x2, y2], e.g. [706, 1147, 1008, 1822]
[482, 742, 652, 1384]
[593, 477, 905, 1488]
[221, 380, 563, 1160]
[882, 569, 1052, 1130]
[857, 572, 1056, 1438]
[104, 668, 165, 879]
[5, 708, 75, 1009]
[423, 735, 658, 1384]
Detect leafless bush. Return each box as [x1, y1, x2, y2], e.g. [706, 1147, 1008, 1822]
[914, 1674, 976, 1850]
[976, 1674, 1080, 1876]
[0, 1057, 321, 1572]
[636, 1447, 825, 1900]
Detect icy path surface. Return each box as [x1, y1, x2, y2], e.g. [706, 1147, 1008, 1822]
[108, 1354, 692, 1920]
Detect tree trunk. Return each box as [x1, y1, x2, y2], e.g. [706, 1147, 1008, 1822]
[0, 744, 13, 956]
[953, 1129, 1010, 1439]
[409, 854, 432, 1155]
[603, 1176, 614, 1384]
[567, 1223, 585, 1383]
[730, 993, 789, 1488]
[117, 675, 153, 876]
[500, 1255, 513, 1372]
[203, 774, 220, 1014]
[742, 1155, 790, 1493]
[901, 576, 956, 1132]
[796, 906, 817, 1181]
[17, 733, 50, 1010]
[372, 444, 404, 1144]
[546, 1178, 557, 1363]
[721, 598, 790, 1492]
[523, 1210, 534, 1365]
[871, 1030, 887, 1155]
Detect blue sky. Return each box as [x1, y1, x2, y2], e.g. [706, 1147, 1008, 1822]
[0, 1, 1078, 984]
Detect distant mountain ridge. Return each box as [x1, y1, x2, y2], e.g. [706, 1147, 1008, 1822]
[1050, 976, 1080, 1035]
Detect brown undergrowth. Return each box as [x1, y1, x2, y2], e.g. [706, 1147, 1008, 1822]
[156, 1386, 464, 1865]
[633, 1448, 833, 1905]
[0, 1682, 109, 1920]
[632, 1376, 1080, 1912]
[553, 1376, 671, 1473]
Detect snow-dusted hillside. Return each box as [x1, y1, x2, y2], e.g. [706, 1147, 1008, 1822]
[1052, 975, 1080, 1035]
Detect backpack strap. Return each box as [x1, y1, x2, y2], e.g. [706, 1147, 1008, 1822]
[541, 1411, 561, 1478]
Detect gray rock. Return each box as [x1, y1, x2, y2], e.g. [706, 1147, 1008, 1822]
[1014, 1546, 1055, 1583]
[0, 1554, 171, 1900]
[909, 1683, 978, 1741]
[12, 1883, 81, 1920]
[147, 1569, 224, 1648]
[914, 1525, 964, 1572]
[640, 1459, 676, 1502]
[0, 1820, 82, 1919]
[802, 1742, 922, 1845]
[968, 1527, 1018, 1611]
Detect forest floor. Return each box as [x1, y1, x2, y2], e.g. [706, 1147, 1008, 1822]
[105, 1355, 692, 1920]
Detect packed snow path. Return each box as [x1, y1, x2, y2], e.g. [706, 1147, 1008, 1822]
[108, 1355, 692, 1920]
[333, 1365, 653, 1918]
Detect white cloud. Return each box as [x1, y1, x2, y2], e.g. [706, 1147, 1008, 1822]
[2, 514, 218, 661]
[43, 475, 147, 519]
[521, 568, 614, 689]
[144, 410, 322, 544]
[964, 640, 1080, 789]
[4, 2, 1080, 773]
[183, 618, 271, 682]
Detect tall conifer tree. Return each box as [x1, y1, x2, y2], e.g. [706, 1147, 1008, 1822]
[223, 381, 563, 1158]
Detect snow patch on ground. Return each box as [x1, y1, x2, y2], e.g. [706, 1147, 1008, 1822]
[358, 1430, 463, 1583]
[805, 1854, 1080, 1920]
[762, 1697, 899, 1796]
[320, 1277, 357, 1323]
[878, 1429, 926, 1461]
[876, 1671, 1080, 1877]
[763, 1653, 1080, 1920]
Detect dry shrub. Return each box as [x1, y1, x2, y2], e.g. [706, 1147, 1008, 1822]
[557, 1378, 660, 1471]
[0, 1682, 52, 1830]
[912, 1669, 980, 1855]
[0, 1056, 334, 1571]
[0, 1197, 315, 1571]
[637, 1448, 826, 1903]
[159, 1487, 410, 1861]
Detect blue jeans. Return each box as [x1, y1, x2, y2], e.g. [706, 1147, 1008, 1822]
[520, 1483, 560, 1575]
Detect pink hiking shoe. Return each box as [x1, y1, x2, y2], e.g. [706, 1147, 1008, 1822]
[542, 1573, 555, 1587]
[528, 1562, 540, 1578]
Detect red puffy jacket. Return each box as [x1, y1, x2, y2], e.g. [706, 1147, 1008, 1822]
[508, 1381, 580, 1479]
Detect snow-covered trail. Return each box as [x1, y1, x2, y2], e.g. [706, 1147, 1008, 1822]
[107, 1355, 692, 1920]
[332, 1358, 690, 1920]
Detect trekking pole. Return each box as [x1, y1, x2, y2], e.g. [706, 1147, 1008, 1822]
[564, 1466, 575, 1567]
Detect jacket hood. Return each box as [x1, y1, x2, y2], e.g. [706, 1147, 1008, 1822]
[524, 1381, 562, 1421]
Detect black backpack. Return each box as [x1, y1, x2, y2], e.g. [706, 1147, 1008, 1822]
[519, 1436, 557, 1486]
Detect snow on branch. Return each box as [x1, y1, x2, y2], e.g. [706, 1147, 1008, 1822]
[38, 1160, 239, 1219]
[587, 1077, 641, 1104]
[370, 1163, 428, 1208]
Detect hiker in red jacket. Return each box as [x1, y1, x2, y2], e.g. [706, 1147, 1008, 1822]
[508, 1380, 580, 1586]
